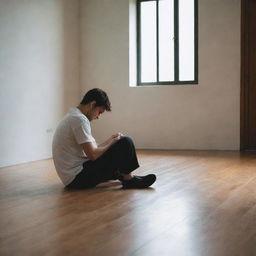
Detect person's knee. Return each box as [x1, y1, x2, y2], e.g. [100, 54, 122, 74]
[115, 136, 135, 150]
[119, 136, 134, 145]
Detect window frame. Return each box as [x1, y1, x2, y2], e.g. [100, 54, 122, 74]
[136, 0, 198, 86]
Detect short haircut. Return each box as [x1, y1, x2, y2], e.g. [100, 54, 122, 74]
[80, 88, 111, 111]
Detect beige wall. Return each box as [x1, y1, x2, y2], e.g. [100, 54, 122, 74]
[0, 0, 241, 167]
[80, 0, 241, 150]
[0, 0, 80, 167]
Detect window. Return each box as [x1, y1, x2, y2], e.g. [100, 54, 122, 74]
[137, 0, 198, 85]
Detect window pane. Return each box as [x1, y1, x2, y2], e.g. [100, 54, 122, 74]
[179, 0, 195, 81]
[141, 1, 157, 83]
[159, 0, 174, 82]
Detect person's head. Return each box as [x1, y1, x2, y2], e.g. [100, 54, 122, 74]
[79, 88, 111, 121]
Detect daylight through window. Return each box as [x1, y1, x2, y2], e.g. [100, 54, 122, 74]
[137, 0, 198, 85]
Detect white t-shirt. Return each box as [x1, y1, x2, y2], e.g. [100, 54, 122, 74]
[52, 107, 96, 185]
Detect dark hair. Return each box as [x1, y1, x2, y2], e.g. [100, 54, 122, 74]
[80, 88, 111, 111]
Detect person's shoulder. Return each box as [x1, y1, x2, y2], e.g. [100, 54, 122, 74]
[68, 108, 90, 126]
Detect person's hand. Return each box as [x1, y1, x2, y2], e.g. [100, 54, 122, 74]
[111, 132, 124, 142]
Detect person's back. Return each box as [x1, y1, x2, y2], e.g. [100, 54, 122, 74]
[52, 107, 95, 185]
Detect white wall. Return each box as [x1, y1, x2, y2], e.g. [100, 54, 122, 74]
[0, 0, 241, 167]
[0, 0, 80, 167]
[80, 0, 241, 150]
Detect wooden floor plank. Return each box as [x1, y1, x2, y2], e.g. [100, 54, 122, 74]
[0, 150, 256, 256]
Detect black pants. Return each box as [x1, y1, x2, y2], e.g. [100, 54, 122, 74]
[66, 136, 140, 189]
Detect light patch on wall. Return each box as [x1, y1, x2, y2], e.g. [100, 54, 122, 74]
[129, 0, 137, 87]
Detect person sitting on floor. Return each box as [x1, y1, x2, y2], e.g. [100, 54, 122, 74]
[52, 88, 156, 189]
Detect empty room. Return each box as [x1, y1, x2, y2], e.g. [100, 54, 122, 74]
[0, 0, 255, 255]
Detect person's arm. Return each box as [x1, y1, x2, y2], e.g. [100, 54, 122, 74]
[82, 133, 123, 161]
[97, 133, 123, 147]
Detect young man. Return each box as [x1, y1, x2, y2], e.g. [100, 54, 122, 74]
[52, 88, 156, 189]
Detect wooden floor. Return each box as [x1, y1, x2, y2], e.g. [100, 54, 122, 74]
[0, 150, 256, 256]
